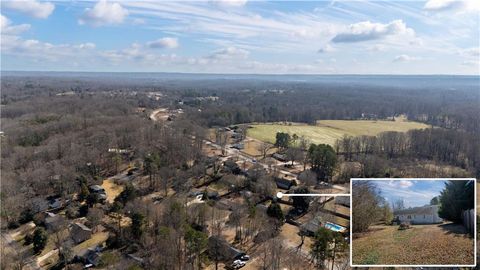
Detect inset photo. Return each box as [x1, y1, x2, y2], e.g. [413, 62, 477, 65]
[351, 178, 476, 267]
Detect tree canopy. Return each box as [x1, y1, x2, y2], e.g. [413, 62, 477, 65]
[274, 132, 291, 150]
[438, 180, 474, 223]
[352, 181, 384, 233]
[307, 144, 338, 181]
[291, 187, 311, 211]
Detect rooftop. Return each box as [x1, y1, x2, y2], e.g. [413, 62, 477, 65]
[394, 205, 439, 215]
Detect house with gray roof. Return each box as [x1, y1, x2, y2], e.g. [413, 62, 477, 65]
[394, 205, 443, 224]
[71, 222, 93, 244]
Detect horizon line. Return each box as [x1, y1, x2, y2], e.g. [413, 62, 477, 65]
[1, 70, 479, 77]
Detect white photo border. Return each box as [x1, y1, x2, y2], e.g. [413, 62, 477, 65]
[349, 178, 477, 268]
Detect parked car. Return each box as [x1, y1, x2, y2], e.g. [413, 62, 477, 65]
[240, 255, 250, 261]
[231, 260, 246, 269]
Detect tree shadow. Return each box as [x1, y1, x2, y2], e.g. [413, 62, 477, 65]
[438, 222, 470, 237]
[352, 227, 386, 239]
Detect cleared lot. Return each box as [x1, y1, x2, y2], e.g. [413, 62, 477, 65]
[352, 223, 474, 265]
[247, 119, 429, 146]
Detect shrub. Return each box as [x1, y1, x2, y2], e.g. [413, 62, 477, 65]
[19, 208, 34, 224]
[79, 205, 89, 217]
[98, 251, 119, 267]
[24, 233, 33, 245]
[8, 220, 20, 229]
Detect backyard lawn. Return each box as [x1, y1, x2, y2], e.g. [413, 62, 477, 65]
[352, 223, 474, 265]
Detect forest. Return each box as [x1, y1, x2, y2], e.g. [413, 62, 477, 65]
[0, 73, 478, 270]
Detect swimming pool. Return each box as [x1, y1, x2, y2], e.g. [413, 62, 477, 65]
[324, 222, 346, 232]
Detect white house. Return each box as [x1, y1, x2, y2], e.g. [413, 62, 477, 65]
[394, 205, 443, 224]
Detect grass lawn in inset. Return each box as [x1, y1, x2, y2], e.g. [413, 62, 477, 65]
[352, 223, 474, 265]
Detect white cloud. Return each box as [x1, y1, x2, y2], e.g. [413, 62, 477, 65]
[1, 14, 30, 35]
[459, 47, 480, 58]
[318, 44, 335, 53]
[461, 60, 479, 66]
[75, 43, 96, 50]
[132, 18, 146, 25]
[387, 180, 414, 188]
[147, 37, 179, 49]
[121, 2, 336, 50]
[369, 44, 386, 52]
[2, 0, 54, 19]
[208, 46, 250, 60]
[398, 180, 414, 188]
[79, 0, 129, 27]
[1, 31, 97, 63]
[393, 54, 419, 62]
[424, 0, 480, 13]
[332, 20, 415, 43]
[211, 0, 248, 7]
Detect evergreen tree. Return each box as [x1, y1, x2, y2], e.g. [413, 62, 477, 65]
[438, 180, 474, 223]
[131, 212, 145, 238]
[267, 202, 285, 222]
[307, 144, 337, 181]
[33, 227, 48, 254]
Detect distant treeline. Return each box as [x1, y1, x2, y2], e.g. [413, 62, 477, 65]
[180, 82, 479, 134]
[335, 129, 480, 177]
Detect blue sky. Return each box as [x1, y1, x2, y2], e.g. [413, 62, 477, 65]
[374, 180, 447, 208]
[1, 0, 479, 74]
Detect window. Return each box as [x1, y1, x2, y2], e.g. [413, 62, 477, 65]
[407, 215, 411, 219]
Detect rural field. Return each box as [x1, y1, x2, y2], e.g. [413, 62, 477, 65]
[352, 223, 474, 265]
[247, 118, 430, 146]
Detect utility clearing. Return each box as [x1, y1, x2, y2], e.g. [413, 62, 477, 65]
[247, 118, 429, 146]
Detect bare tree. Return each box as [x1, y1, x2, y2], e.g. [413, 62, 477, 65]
[86, 207, 104, 232]
[257, 141, 273, 159]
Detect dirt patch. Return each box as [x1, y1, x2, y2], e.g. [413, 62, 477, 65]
[73, 231, 109, 255]
[149, 108, 169, 121]
[102, 178, 124, 203]
[240, 138, 277, 158]
[279, 223, 313, 251]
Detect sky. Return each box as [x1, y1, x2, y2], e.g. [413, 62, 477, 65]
[374, 180, 447, 208]
[1, 0, 479, 74]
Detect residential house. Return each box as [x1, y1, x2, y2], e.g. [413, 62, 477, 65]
[274, 177, 297, 190]
[89, 185, 107, 202]
[223, 160, 241, 174]
[300, 214, 347, 236]
[45, 212, 66, 231]
[207, 236, 246, 262]
[206, 191, 219, 200]
[300, 216, 323, 236]
[31, 197, 50, 214]
[393, 205, 443, 224]
[335, 196, 350, 207]
[230, 143, 244, 150]
[89, 185, 105, 194]
[71, 222, 93, 244]
[272, 153, 287, 162]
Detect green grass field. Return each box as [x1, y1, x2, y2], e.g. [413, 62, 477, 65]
[247, 119, 430, 146]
